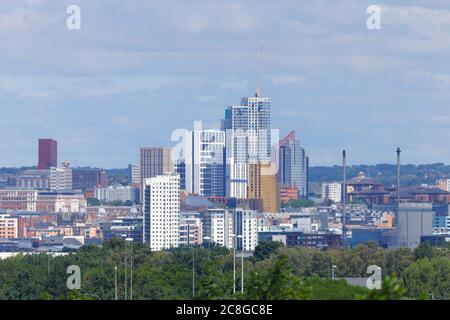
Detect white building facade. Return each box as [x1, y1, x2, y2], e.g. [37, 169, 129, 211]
[50, 164, 72, 191]
[201, 208, 258, 252]
[321, 182, 342, 203]
[143, 174, 180, 251]
[95, 185, 137, 203]
[173, 124, 226, 197]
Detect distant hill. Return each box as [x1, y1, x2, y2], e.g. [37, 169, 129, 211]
[309, 163, 450, 187]
[2, 164, 449, 188]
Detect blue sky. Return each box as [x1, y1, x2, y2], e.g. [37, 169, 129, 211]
[1, 0, 450, 168]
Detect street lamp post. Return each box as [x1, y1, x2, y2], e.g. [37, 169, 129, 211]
[231, 234, 244, 295]
[122, 235, 128, 300]
[126, 238, 134, 300]
[203, 236, 211, 261]
[188, 224, 195, 300]
[236, 235, 244, 294]
[114, 265, 118, 300]
[230, 234, 236, 294]
[192, 244, 195, 299]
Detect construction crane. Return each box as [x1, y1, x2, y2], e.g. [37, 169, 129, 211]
[255, 45, 264, 98]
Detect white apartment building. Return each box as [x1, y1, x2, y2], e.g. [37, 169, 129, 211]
[173, 124, 226, 197]
[128, 164, 141, 185]
[195, 129, 226, 197]
[321, 182, 342, 203]
[179, 213, 203, 246]
[201, 208, 258, 252]
[202, 209, 234, 248]
[95, 185, 136, 203]
[143, 174, 180, 251]
[50, 163, 73, 191]
[233, 208, 258, 252]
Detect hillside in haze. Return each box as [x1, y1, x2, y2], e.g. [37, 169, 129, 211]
[2, 163, 450, 187]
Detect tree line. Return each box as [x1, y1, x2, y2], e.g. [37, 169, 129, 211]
[0, 240, 449, 300]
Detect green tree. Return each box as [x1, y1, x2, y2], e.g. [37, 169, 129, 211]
[414, 242, 434, 261]
[286, 199, 315, 208]
[252, 241, 284, 262]
[360, 274, 407, 300]
[87, 198, 100, 206]
[246, 254, 306, 299]
[402, 257, 450, 299]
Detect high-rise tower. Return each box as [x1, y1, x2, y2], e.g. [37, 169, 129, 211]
[278, 131, 308, 199]
[38, 139, 57, 170]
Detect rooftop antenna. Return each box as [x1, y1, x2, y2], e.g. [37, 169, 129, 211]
[255, 45, 264, 98]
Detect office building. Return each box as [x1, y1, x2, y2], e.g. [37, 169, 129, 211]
[0, 190, 38, 211]
[200, 207, 258, 251]
[36, 191, 86, 213]
[38, 139, 57, 170]
[50, 162, 73, 191]
[0, 214, 25, 239]
[0, 174, 17, 189]
[321, 182, 342, 203]
[421, 234, 450, 246]
[278, 131, 308, 198]
[95, 185, 138, 203]
[143, 174, 180, 251]
[280, 185, 299, 203]
[174, 159, 187, 191]
[248, 162, 280, 213]
[128, 164, 141, 186]
[222, 96, 271, 198]
[18, 169, 50, 190]
[100, 217, 143, 243]
[258, 230, 341, 249]
[350, 227, 397, 248]
[175, 125, 226, 197]
[72, 168, 109, 191]
[140, 147, 173, 199]
[0, 189, 85, 213]
[398, 203, 434, 249]
[432, 203, 450, 233]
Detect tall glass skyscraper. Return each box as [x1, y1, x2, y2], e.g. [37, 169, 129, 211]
[279, 131, 308, 199]
[222, 96, 271, 198]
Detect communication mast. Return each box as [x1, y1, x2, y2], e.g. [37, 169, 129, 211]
[255, 45, 264, 98]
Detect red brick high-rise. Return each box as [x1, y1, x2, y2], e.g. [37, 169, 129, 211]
[38, 139, 57, 170]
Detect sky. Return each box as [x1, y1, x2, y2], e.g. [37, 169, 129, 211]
[1, 0, 450, 168]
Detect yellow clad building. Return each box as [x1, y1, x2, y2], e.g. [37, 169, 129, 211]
[247, 162, 280, 213]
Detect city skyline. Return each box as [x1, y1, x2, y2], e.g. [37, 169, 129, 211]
[2, 0, 450, 167]
[1, 0, 450, 305]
